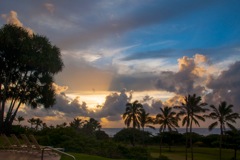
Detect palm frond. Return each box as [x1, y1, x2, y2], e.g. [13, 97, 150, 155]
[208, 121, 218, 131]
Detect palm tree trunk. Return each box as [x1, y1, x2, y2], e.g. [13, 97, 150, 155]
[220, 125, 223, 160]
[190, 118, 193, 160]
[185, 126, 188, 160]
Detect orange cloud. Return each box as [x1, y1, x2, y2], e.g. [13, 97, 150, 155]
[1, 11, 34, 35]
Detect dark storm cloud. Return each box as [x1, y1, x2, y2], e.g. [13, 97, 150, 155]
[206, 61, 240, 111]
[21, 92, 93, 119]
[94, 89, 131, 121]
[53, 93, 91, 117]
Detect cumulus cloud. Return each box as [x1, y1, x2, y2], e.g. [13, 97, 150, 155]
[95, 89, 132, 121]
[1, 11, 34, 35]
[206, 61, 240, 111]
[52, 83, 68, 94]
[17, 84, 95, 126]
[156, 54, 210, 95]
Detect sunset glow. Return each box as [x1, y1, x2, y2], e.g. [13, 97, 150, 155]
[1, 0, 240, 128]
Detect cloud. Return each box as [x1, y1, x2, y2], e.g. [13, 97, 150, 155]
[155, 54, 210, 95]
[1, 11, 34, 35]
[44, 3, 55, 14]
[206, 61, 240, 111]
[94, 89, 132, 121]
[121, 49, 177, 61]
[52, 83, 68, 94]
[58, 0, 220, 49]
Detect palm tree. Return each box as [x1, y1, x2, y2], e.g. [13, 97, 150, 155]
[139, 110, 155, 131]
[123, 100, 143, 129]
[34, 118, 43, 130]
[123, 100, 143, 146]
[139, 109, 155, 146]
[69, 118, 84, 129]
[176, 94, 207, 160]
[155, 106, 179, 156]
[27, 118, 36, 129]
[83, 118, 102, 134]
[17, 116, 24, 125]
[207, 101, 240, 160]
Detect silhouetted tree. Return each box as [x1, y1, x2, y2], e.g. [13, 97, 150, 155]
[69, 118, 84, 129]
[176, 94, 207, 160]
[155, 106, 179, 156]
[0, 24, 63, 133]
[139, 110, 155, 145]
[83, 118, 101, 134]
[16, 116, 24, 125]
[139, 110, 155, 131]
[28, 118, 36, 129]
[34, 118, 43, 130]
[206, 101, 240, 160]
[123, 100, 143, 129]
[123, 100, 144, 146]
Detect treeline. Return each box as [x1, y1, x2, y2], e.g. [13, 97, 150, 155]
[122, 94, 240, 160]
[10, 118, 240, 160]
[11, 117, 150, 159]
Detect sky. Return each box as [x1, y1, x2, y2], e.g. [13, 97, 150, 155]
[1, 0, 240, 128]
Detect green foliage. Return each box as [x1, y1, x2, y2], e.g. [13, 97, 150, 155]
[95, 130, 109, 140]
[202, 134, 220, 147]
[114, 128, 151, 145]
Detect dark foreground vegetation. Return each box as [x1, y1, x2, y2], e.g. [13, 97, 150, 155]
[4, 124, 239, 160]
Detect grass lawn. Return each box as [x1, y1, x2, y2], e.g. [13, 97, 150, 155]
[149, 146, 240, 160]
[60, 152, 128, 160]
[60, 146, 240, 160]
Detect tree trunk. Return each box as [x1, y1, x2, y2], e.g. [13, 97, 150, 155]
[185, 126, 188, 160]
[220, 125, 223, 160]
[190, 117, 193, 160]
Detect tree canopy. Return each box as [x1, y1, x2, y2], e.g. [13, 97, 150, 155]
[0, 24, 63, 133]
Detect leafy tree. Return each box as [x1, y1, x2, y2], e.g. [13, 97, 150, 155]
[16, 116, 24, 125]
[176, 94, 207, 160]
[123, 100, 143, 129]
[0, 24, 63, 133]
[206, 101, 240, 160]
[155, 106, 179, 156]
